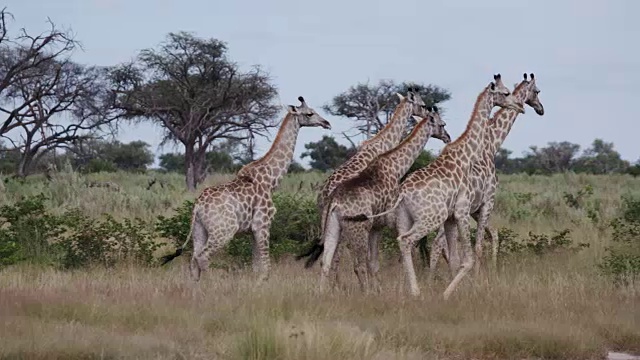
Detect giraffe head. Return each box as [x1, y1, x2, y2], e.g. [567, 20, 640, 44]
[414, 106, 451, 143]
[286, 96, 332, 129]
[396, 88, 427, 117]
[522, 73, 544, 116]
[490, 74, 525, 114]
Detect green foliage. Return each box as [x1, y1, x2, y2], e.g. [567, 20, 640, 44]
[155, 200, 195, 248]
[599, 196, 640, 285]
[301, 135, 354, 172]
[58, 213, 160, 269]
[563, 184, 594, 209]
[498, 228, 589, 258]
[0, 194, 68, 267]
[0, 194, 159, 270]
[406, 150, 435, 176]
[159, 150, 239, 174]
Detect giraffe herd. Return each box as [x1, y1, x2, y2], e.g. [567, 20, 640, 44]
[161, 72, 545, 299]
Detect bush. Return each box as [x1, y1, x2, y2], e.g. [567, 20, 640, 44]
[599, 196, 640, 285]
[0, 194, 68, 267]
[58, 213, 160, 269]
[0, 194, 160, 270]
[498, 227, 589, 259]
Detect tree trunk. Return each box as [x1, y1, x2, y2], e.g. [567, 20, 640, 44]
[184, 143, 207, 192]
[16, 150, 35, 178]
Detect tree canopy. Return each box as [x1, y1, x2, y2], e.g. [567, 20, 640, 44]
[323, 80, 451, 139]
[107, 31, 280, 190]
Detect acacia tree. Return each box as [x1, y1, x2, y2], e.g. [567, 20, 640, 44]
[323, 80, 451, 139]
[0, 8, 119, 176]
[108, 32, 280, 190]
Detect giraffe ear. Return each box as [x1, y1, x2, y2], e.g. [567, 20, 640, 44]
[286, 105, 298, 114]
[396, 92, 405, 101]
[523, 73, 528, 81]
[490, 82, 496, 91]
[411, 115, 422, 122]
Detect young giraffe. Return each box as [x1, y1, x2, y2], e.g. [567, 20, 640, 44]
[346, 74, 524, 299]
[428, 73, 545, 275]
[160, 97, 332, 282]
[297, 89, 426, 270]
[312, 107, 451, 292]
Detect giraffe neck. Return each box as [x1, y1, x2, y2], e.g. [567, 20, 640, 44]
[485, 83, 529, 156]
[361, 98, 412, 152]
[249, 113, 300, 189]
[447, 86, 492, 165]
[378, 117, 435, 180]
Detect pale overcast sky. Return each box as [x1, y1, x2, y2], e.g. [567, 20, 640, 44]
[5, 0, 639, 167]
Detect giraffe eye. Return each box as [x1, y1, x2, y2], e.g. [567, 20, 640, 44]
[306, 113, 314, 117]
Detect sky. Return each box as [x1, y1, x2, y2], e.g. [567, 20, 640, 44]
[4, 0, 640, 167]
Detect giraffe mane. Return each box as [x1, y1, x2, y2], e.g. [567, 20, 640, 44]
[245, 113, 294, 167]
[360, 96, 409, 146]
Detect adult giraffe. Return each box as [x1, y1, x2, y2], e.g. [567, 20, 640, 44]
[310, 107, 451, 292]
[344, 74, 524, 299]
[429, 73, 544, 275]
[297, 89, 427, 273]
[161, 96, 331, 283]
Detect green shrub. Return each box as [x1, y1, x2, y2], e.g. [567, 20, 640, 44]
[0, 194, 160, 270]
[0, 194, 68, 267]
[498, 227, 589, 259]
[58, 213, 160, 269]
[599, 196, 640, 285]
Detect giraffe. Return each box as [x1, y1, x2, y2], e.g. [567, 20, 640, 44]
[310, 107, 451, 292]
[428, 73, 544, 275]
[343, 74, 524, 299]
[160, 96, 332, 282]
[296, 89, 427, 270]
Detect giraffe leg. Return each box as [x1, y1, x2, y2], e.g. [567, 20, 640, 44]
[472, 205, 492, 275]
[368, 229, 383, 293]
[488, 225, 499, 268]
[428, 226, 446, 281]
[251, 207, 276, 283]
[397, 206, 441, 296]
[344, 221, 373, 294]
[443, 205, 475, 300]
[194, 230, 235, 281]
[319, 212, 340, 292]
[189, 216, 207, 281]
[443, 218, 460, 277]
[329, 241, 344, 290]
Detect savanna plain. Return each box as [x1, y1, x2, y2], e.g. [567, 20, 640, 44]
[0, 170, 639, 360]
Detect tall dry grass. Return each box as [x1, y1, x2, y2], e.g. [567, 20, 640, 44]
[1, 169, 639, 359]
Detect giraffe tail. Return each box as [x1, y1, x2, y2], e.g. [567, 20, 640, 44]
[342, 194, 405, 222]
[295, 239, 324, 268]
[160, 209, 196, 266]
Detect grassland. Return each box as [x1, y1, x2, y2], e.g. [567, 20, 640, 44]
[1, 170, 639, 359]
